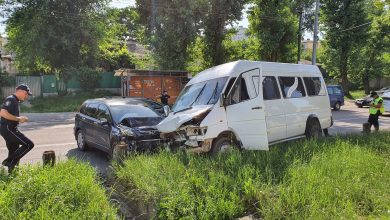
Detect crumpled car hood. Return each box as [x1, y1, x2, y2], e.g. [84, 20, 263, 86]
[156, 105, 212, 133]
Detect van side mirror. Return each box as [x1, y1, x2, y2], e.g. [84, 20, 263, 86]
[163, 105, 171, 117]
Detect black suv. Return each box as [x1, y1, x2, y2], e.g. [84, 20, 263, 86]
[74, 97, 164, 156]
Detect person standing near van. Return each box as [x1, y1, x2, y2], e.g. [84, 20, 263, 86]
[368, 91, 384, 132]
[0, 84, 34, 172]
[158, 90, 170, 106]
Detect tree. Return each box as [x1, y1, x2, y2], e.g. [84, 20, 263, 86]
[202, 0, 247, 66]
[5, 0, 107, 76]
[359, 0, 390, 93]
[248, 0, 298, 62]
[320, 0, 369, 95]
[136, 0, 202, 70]
[98, 7, 139, 71]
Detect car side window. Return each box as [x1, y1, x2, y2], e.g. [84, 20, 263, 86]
[85, 103, 99, 119]
[327, 87, 334, 95]
[97, 104, 112, 123]
[262, 76, 281, 100]
[79, 103, 87, 115]
[279, 76, 306, 98]
[334, 86, 342, 95]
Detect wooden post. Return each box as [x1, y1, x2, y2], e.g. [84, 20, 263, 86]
[112, 142, 128, 163]
[42, 150, 56, 166]
[363, 122, 371, 134]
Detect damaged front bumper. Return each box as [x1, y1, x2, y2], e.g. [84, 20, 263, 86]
[160, 125, 212, 153]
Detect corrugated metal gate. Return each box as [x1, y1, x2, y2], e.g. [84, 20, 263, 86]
[1, 76, 42, 99]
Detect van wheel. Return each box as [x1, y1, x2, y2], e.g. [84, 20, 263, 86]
[211, 136, 237, 154]
[306, 119, 322, 139]
[76, 130, 88, 151]
[334, 102, 341, 110]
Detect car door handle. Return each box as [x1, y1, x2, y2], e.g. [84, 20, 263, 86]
[252, 106, 262, 110]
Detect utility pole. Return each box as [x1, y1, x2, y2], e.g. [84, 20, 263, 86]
[297, 7, 303, 64]
[312, 0, 320, 65]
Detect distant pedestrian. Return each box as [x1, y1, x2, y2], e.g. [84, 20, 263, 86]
[367, 91, 384, 132]
[0, 84, 34, 173]
[158, 90, 170, 106]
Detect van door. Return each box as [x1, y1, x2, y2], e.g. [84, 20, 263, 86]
[225, 68, 268, 150]
[262, 76, 286, 142]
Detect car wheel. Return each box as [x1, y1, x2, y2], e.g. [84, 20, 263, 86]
[211, 135, 238, 154]
[334, 102, 341, 110]
[305, 118, 323, 139]
[76, 130, 88, 151]
[357, 104, 363, 108]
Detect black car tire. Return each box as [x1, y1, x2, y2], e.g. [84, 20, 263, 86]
[76, 130, 88, 151]
[305, 118, 322, 139]
[334, 102, 341, 110]
[357, 104, 363, 108]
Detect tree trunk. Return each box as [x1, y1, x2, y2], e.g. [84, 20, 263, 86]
[363, 73, 370, 94]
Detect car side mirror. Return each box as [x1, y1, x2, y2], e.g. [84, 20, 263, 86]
[163, 105, 171, 117]
[99, 118, 109, 126]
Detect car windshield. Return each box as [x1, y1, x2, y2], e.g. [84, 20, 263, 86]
[110, 105, 160, 124]
[172, 77, 228, 112]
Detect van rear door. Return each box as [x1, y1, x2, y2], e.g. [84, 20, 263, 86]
[225, 67, 268, 150]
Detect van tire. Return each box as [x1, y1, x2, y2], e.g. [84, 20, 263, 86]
[334, 102, 341, 110]
[211, 135, 237, 154]
[305, 118, 322, 139]
[76, 130, 88, 151]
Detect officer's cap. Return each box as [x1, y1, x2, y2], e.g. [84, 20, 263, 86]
[370, 91, 378, 97]
[16, 84, 33, 96]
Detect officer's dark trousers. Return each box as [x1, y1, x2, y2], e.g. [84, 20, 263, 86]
[368, 112, 380, 131]
[0, 125, 34, 168]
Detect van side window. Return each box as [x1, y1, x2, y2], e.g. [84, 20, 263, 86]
[262, 76, 281, 100]
[227, 69, 259, 105]
[279, 77, 306, 98]
[224, 77, 236, 96]
[303, 77, 325, 96]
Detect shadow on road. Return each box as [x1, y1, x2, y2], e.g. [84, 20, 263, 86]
[66, 148, 111, 175]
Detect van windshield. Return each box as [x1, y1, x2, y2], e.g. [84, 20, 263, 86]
[172, 77, 228, 112]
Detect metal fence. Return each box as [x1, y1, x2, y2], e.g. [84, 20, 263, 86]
[1, 76, 42, 99]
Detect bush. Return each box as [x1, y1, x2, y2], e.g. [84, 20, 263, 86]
[0, 160, 117, 219]
[115, 133, 390, 219]
[68, 66, 101, 91]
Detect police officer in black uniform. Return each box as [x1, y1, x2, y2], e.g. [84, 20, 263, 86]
[0, 84, 34, 172]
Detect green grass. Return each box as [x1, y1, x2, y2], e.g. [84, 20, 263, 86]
[21, 90, 116, 113]
[0, 160, 117, 219]
[115, 133, 390, 219]
[347, 90, 366, 100]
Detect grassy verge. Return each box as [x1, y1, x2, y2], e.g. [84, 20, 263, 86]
[347, 90, 366, 100]
[0, 160, 117, 219]
[21, 90, 116, 113]
[115, 133, 390, 219]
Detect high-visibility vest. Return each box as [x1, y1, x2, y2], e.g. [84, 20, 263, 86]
[369, 97, 385, 115]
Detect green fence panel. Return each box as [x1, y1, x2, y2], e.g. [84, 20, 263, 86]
[67, 77, 81, 89]
[99, 72, 121, 88]
[42, 75, 57, 93]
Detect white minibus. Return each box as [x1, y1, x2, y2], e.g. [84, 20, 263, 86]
[157, 60, 332, 153]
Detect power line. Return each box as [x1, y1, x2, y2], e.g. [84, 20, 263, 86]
[335, 22, 372, 33]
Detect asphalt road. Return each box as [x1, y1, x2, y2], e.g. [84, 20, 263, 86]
[1, 101, 389, 174]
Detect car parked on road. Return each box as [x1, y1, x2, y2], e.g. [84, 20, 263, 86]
[74, 97, 164, 156]
[355, 95, 372, 108]
[327, 85, 344, 110]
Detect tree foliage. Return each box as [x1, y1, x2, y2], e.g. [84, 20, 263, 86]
[320, 0, 370, 94]
[98, 7, 139, 71]
[5, 0, 107, 74]
[136, 0, 203, 70]
[248, 0, 298, 62]
[202, 0, 247, 66]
